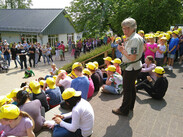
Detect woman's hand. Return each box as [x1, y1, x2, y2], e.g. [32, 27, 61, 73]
[52, 117, 62, 124]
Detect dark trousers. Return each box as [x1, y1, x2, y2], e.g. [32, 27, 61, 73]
[136, 79, 163, 99]
[20, 58, 27, 69]
[137, 72, 149, 83]
[29, 56, 35, 67]
[120, 68, 141, 114]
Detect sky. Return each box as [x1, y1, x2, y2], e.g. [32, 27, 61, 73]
[30, 0, 73, 9]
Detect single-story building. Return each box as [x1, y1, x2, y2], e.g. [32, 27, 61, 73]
[0, 8, 82, 46]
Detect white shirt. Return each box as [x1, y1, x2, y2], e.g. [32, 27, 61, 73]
[60, 99, 94, 137]
[155, 44, 166, 58]
[59, 76, 72, 89]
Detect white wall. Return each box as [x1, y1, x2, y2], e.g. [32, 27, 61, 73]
[58, 34, 67, 45]
[74, 32, 83, 42]
[1, 33, 20, 44]
[42, 35, 48, 45]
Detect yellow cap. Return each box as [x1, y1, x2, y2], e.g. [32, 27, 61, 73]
[173, 30, 179, 35]
[160, 37, 167, 41]
[29, 80, 41, 94]
[167, 31, 172, 35]
[86, 62, 96, 70]
[138, 30, 144, 34]
[83, 68, 91, 76]
[0, 96, 11, 107]
[122, 35, 126, 39]
[115, 37, 121, 42]
[39, 80, 46, 86]
[93, 61, 99, 69]
[165, 33, 170, 40]
[70, 70, 77, 78]
[0, 104, 20, 119]
[111, 58, 121, 64]
[178, 28, 182, 32]
[105, 65, 116, 72]
[154, 33, 159, 37]
[148, 34, 154, 39]
[158, 34, 164, 38]
[46, 77, 56, 89]
[6, 88, 20, 98]
[156, 31, 160, 34]
[58, 69, 66, 74]
[103, 56, 112, 62]
[72, 62, 82, 70]
[144, 34, 150, 39]
[152, 66, 165, 74]
[62, 88, 81, 100]
[53, 75, 57, 81]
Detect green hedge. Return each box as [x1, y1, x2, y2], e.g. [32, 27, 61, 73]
[60, 44, 112, 73]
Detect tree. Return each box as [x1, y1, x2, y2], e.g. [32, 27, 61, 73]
[66, 0, 182, 36]
[0, 0, 32, 9]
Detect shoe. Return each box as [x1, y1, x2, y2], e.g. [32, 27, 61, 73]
[163, 65, 169, 69]
[112, 108, 129, 116]
[168, 66, 173, 70]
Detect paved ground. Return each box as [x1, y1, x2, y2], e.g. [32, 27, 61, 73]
[0, 52, 183, 137]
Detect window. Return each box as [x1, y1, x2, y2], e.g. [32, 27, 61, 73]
[21, 34, 37, 44]
[67, 33, 74, 41]
[48, 35, 58, 47]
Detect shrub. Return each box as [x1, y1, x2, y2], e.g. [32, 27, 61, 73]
[60, 44, 113, 73]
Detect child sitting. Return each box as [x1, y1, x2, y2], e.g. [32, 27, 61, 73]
[111, 58, 122, 75]
[102, 65, 123, 95]
[137, 55, 156, 84]
[82, 68, 94, 99]
[136, 66, 168, 99]
[24, 66, 35, 78]
[0, 104, 35, 137]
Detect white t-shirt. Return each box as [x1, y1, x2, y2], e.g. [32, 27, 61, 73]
[59, 76, 72, 89]
[51, 68, 58, 75]
[47, 47, 52, 55]
[109, 72, 123, 94]
[60, 99, 94, 137]
[155, 44, 166, 58]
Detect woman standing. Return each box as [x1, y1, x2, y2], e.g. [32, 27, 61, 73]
[41, 45, 50, 65]
[112, 17, 144, 116]
[2, 44, 11, 67]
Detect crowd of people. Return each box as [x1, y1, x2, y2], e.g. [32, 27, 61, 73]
[1, 17, 183, 137]
[0, 41, 56, 71]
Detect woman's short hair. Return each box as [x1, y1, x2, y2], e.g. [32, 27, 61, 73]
[121, 17, 137, 30]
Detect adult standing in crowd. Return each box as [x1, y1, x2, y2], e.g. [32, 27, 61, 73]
[68, 38, 72, 53]
[112, 17, 144, 116]
[47, 44, 53, 63]
[18, 45, 27, 70]
[2, 43, 11, 67]
[11, 44, 21, 68]
[29, 43, 36, 68]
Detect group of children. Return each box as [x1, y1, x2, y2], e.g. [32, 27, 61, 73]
[137, 28, 182, 71]
[0, 27, 178, 136]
